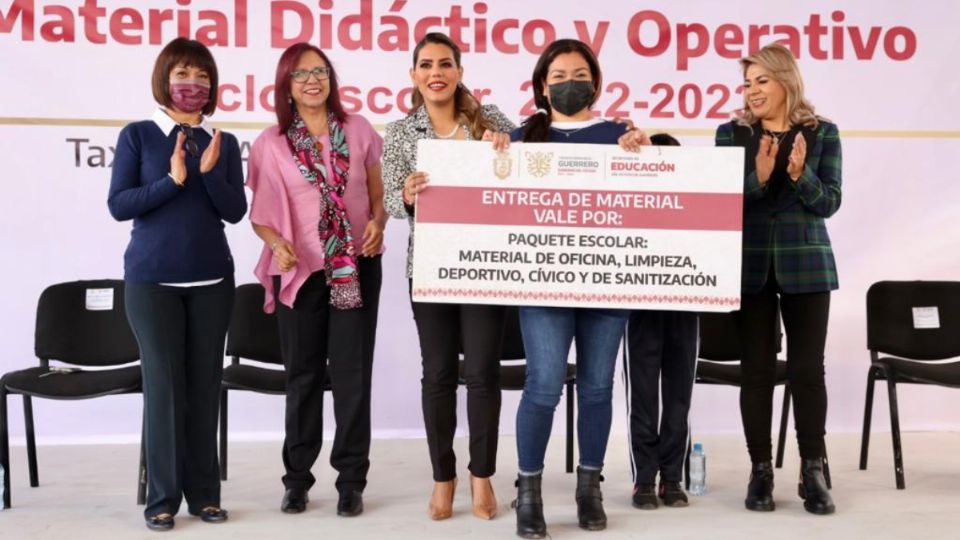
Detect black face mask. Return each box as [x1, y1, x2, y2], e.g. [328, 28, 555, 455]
[548, 80, 595, 116]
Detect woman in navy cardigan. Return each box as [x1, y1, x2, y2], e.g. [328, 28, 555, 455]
[107, 38, 246, 531]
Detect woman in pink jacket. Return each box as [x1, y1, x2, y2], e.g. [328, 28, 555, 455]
[246, 42, 385, 517]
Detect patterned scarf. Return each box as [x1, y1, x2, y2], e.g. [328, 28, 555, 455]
[286, 108, 362, 309]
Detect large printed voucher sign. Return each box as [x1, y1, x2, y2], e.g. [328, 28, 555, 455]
[411, 140, 744, 311]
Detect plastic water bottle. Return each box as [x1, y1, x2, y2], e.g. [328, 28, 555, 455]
[689, 443, 706, 495]
[0, 463, 5, 510]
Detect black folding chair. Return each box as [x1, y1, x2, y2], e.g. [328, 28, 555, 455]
[694, 311, 792, 469]
[218, 283, 331, 480]
[219, 283, 284, 480]
[859, 281, 960, 489]
[458, 306, 577, 473]
[0, 279, 144, 508]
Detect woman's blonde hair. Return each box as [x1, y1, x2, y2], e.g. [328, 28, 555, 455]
[737, 43, 818, 129]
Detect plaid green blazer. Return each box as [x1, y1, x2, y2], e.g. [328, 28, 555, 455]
[715, 119, 842, 295]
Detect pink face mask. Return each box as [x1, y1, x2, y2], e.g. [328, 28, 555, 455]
[169, 79, 211, 113]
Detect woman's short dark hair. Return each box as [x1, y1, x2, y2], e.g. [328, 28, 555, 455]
[151, 38, 219, 117]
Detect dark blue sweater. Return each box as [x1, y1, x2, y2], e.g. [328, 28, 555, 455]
[108, 121, 247, 283]
[510, 119, 628, 144]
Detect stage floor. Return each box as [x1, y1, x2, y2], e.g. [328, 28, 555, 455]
[2, 432, 958, 539]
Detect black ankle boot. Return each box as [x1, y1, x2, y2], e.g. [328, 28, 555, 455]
[799, 458, 835, 515]
[513, 473, 547, 539]
[744, 461, 775, 512]
[575, 467, 607, 531]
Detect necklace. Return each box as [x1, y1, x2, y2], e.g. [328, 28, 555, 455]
[762, 127, 789, 146]
[551, 124, 593, 138]
[435, 124, 461, 139]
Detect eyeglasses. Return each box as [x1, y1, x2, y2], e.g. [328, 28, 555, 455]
[290, 66, 331, 83]
[179, 123, 200, 158]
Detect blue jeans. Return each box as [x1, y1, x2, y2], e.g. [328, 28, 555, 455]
[516, 306, 628, 473]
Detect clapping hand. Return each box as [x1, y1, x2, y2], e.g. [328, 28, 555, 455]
[199, 129, 222, 174]
[787, 133, 806, 181]
[169, 131, 187, 186]
[755, 135, 778, 185]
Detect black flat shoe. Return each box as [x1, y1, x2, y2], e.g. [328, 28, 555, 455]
[196, 507, 229, 523]
[745, 461, 775, 512]
[145, 514, 175, 532]
[658, 482, 689, 507]
[631, 483, 658, 509]
[799, 458, 836, 515]
[337, 490, 364, 517]
[281, 488, 309, 514]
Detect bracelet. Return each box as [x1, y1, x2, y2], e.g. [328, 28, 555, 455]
[168, 172, 184, 187]
[270, 238, 282, 251]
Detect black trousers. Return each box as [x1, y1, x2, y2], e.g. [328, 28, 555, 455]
[276, 256, 382, 493]
[624, 310, 699, 485]
[738, 276, 830, 462]
[410, 282, 505, 481]
[125, 276, 234, 518]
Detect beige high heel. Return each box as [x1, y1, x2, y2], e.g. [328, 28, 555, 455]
[428, 478, 457, 520]
[470, 474, 498, 520]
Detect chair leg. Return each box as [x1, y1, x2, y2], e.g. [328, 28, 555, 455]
[565, 380, 574, 474]
[885, 376, 905, 489]
[859, 367, 878, 470]
[684, 431, 692, 490]
[1, 388, 11, 508]
[137, 408, 147, 505]
[567, 382, 574, 473]
[23, 395, 39, 487]
[775, 385, 791, 469]
[219, 388, 228, 481]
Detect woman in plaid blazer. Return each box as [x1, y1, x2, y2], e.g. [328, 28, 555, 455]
[715, 43, 841, 516]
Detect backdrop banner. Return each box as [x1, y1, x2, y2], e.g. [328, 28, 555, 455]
[1, 1, 958, 441]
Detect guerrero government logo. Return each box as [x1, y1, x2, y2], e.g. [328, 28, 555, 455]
[525, 151, 553, 178]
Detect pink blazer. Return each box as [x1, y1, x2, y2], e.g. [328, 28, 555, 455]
[247, 115, 383, 312]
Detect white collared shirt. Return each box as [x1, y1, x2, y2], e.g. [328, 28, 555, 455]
[151, 107, 215, 137]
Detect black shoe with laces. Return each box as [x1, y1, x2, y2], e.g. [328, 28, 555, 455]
[658, 481, 689, 507]
[631, 483, 658, 509]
